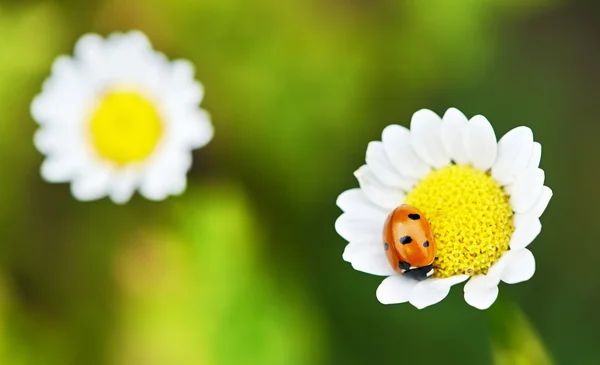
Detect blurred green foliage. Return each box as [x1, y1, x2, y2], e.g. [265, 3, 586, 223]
[489, 299, 553, 365]
[0, 0, 597, 363]
[108, 187, 322, 365]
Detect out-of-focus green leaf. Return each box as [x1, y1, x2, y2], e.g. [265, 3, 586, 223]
[488, 299, 553, 365]
[0, 2, 65, 224]
[109, 183, 325, 365]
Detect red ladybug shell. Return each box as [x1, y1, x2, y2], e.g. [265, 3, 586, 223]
[383, 204, 436, 276]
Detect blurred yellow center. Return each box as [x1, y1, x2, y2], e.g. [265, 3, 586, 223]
[89, 91, 163, 165]
[405, 165, 514, 278]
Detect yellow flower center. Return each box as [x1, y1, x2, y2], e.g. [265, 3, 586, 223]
[88, 91, 163, 165]
[405, 165, 514, 278]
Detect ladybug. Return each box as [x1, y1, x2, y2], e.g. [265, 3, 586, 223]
[383, 204, 436, 281]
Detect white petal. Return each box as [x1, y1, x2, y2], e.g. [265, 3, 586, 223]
[440, 107, 469, 164]
[139, 170, 173, 201]
[164, 60, 204, 107]
[342, 240, 382, 261]
[381, 125, 430, 179]
[463, 265, 505, 310]
[74, 33, 106, 65]
[464, 285, 499, 310]
[336, 188, 388, 221]
[108, 169, 138, 204]
[463, 274, 493, 293]
[139, 149, 192, 201]
[366, 142, 415, 190]
[168, 174, 188, 196]
[343, 242, 395, 276]
[464, 260, 506, 293]
[70, 168, 112, 201]
[464, 115, 497, 171]
[185, 109, 213, 148]
[32, 31, 210, 205]
[500, 249, 536, 284]
[486, 257, 508, 280]
[509, 218, 541, 250]
[41, 156, 76, 183]
[408, 275, 468, 309]
[503, 183, 515, 195]
[335, 214, 381, 243]
[31, 56, 89, 126]
[354, 165, 404, 211]
[430, 274, 470, 288]
[492, 127, 534, 185]
[34, 127, 61, 154]
[410, 109, 450, 169]
[100, 31, 159, 88]
[510, 168, 545, 213]
[513, 186, 553, 227]
[526, 142, 542, 171]
[376, 275, 418, 304]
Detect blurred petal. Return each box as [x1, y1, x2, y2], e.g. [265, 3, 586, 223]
[70, 168, 112, 201]
[501, 249, 536, 284]
[108, 169, 138, 204]
[492, 127, 534, 185]
[381, 124, 431, 179]
[168, 174, 188, 196]
[139, 149, 192, 201]
[185, 109, 213, 148]
[31, 56, 89, 126]
[165, 59, 204, 106]
[376, 275, 418, 304]
[40, 155, 76, 183]
[464, 115, 497, 171]
[410, 109, 450, 169]
[34, 127, 61, 154]
[139, 169, 174, 201]
[74, 33, 106, 64]
[32, 31, 212, 204]
[440, 107, 469, 164]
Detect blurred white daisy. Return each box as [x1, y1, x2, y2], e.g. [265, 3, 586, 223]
[336, 108, 552, 310]
[32, 31, 213, 204]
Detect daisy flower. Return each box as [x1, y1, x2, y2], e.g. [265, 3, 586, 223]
[335, 108, 552, 310]
[31, 31, 213, 204]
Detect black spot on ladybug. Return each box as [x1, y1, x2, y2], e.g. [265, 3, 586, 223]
[423, 241, 429, 247]
[399, 261, 411, 270]
[400, 236, 412, 244]
[384, 242, 389, 251]
[408, 213, 420, 220]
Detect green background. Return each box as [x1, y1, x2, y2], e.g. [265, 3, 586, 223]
[0, 0, 593, 363]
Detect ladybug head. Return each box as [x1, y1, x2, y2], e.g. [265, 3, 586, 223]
[403, 264, 434, 281]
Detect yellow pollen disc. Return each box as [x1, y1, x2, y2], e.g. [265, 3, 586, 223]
[88, 91, 163, 165]
[405, 165, 514, 278]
